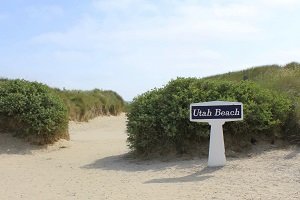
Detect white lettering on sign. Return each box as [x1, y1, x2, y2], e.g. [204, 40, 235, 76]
[214, 108, 240, 117]
[193, 109, 212, 117]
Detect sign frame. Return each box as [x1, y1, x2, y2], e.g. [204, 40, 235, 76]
[189, 101, 244, 167]
[190, 101, 243, 122]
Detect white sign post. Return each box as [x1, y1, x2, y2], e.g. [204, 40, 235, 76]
[190, 101, 243, 167]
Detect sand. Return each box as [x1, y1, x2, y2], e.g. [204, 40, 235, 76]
[0, 114, 299, 200]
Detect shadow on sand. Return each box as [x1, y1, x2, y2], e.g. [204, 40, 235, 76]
[82, 153, 225, 183]
[82, 152, 224, 176]
[0, 133, 43, 155]
[284, 146, 300, 159]
[82, 153, 210, 172]
[144, 166, 222, 184]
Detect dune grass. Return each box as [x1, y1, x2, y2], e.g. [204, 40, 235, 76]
[206, 62, 300, 144]
[55, 88, 125, 122]
[207, 62, 300, 94]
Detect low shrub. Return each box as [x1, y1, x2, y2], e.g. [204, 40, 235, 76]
[208, 62, 300, 145]
[0, 79, 69, 144]
[127, 78, 293, 156]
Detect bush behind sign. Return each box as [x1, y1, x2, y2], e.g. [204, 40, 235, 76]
[127, 78, 292, 156]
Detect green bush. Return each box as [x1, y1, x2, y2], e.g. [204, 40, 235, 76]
[207, 62, 300, 144]
[0, 79, 69, 144]
[127, 78, 292, 156]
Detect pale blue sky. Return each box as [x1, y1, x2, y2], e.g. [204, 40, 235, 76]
[1, 0, 300, 100]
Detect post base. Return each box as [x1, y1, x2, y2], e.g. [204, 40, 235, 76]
[208, 121, 226, 167]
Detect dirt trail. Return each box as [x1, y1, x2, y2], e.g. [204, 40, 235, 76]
[1, 114, 300, 200]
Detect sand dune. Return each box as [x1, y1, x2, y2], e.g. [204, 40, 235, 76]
[0, 114, 299, 200]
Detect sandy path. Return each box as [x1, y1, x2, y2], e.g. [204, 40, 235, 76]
[1, 114, 300, 200]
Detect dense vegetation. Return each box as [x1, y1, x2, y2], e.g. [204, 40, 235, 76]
[0, 80, 69, 144]
[0, 78, 125, 144]
[56, 89, 124, 121]
[207, 62, 300, 119]
[127, 78, 297, 156]
[208, 62, 300, 143]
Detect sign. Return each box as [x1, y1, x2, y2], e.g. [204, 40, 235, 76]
[190, 102, 243, 121]
[190, 101, 243, 167]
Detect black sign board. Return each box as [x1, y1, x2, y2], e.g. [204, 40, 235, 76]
[190, 102, 243, 122]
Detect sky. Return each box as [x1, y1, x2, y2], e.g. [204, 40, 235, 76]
[1, 0, 300, 100]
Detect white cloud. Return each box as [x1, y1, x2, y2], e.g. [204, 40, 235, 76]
[31, 16, 106, 49]
[27, 0, 266, 87]
[212, 3, 258, 18]
[22, 0, 300, 99]
[32, 0, 262, 48]
[261, 0, 300, 8]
